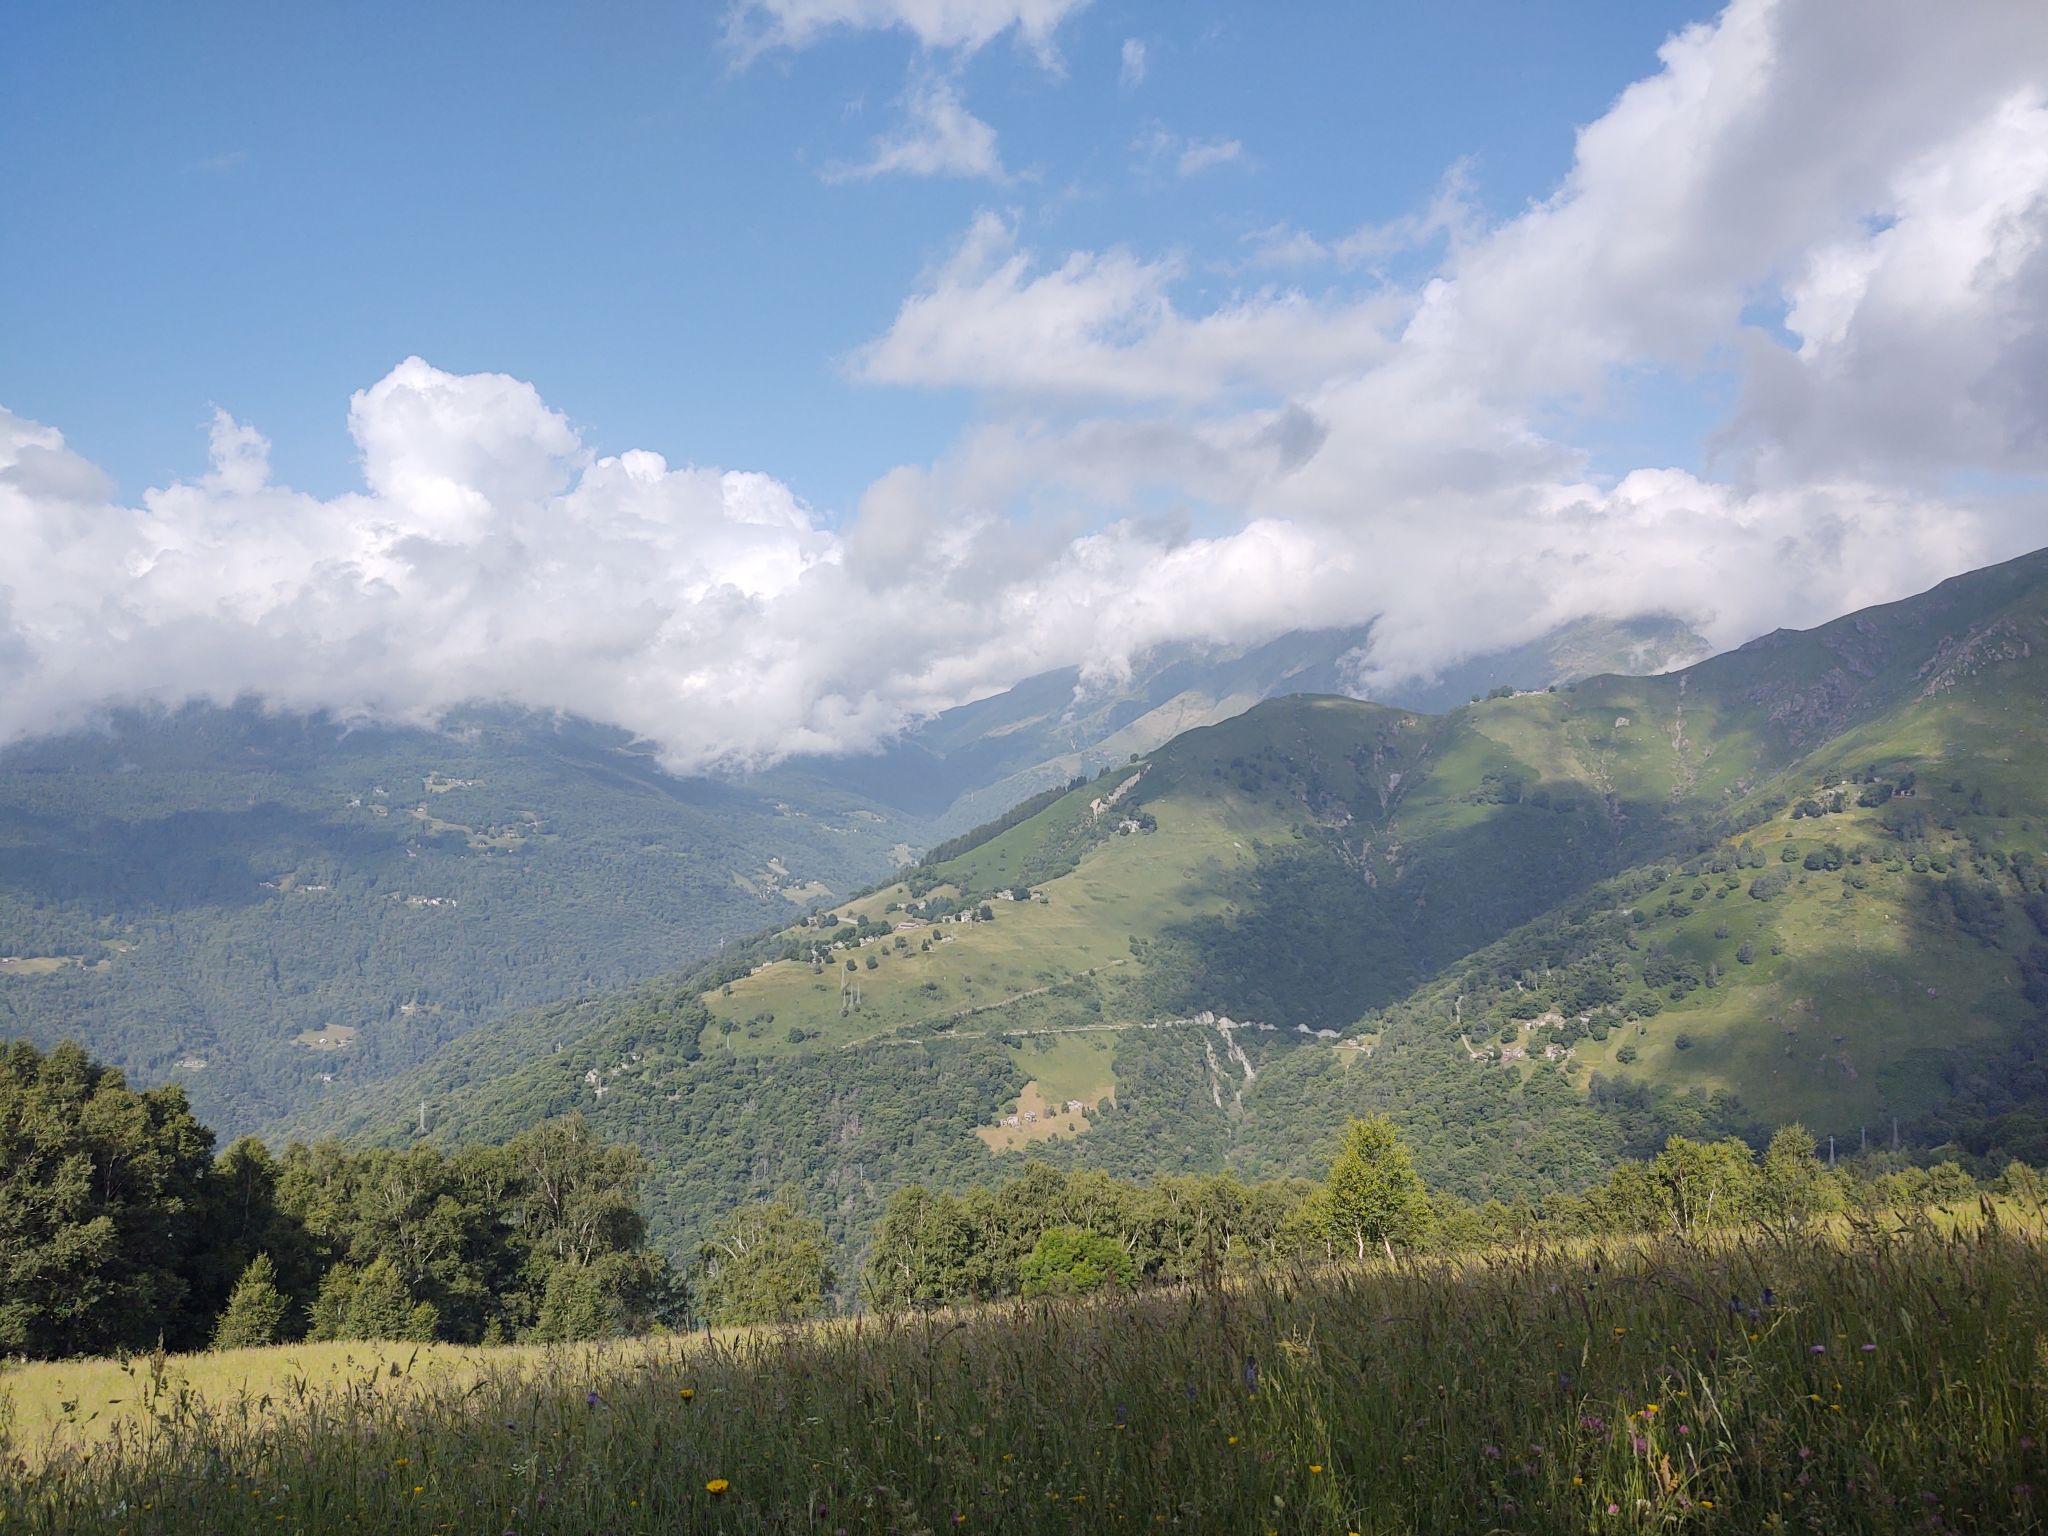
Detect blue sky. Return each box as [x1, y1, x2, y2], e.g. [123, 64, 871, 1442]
[1, 1, 2043, 767]
[3, 0, 1711, 515]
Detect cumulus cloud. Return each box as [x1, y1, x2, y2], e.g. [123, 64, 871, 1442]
[857, 0, 2048, 693]
[825, 75, 1007, 182]
[5, 0, 2046, 770]
[853, 211, 1400, 398]
[727, 0, 1089, 65]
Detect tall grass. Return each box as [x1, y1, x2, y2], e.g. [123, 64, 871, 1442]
[4, 1211, 2045, 1533]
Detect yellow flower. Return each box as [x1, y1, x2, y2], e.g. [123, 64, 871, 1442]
[1227, 1435, 1239, 1445]
[1308, 1464, 1323, 1474]
[1572, 1477, 1583, 1486]
[1643, 1404, 1659, 1416]
[1702, 1500, 1715, 1510]
[706, 1478, 730, 1495]
[679, 1387, 695, 1401]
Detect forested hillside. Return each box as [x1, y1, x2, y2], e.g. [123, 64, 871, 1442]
[0, 705, 915, 1132]
[297, 549, 2048, 1275]
[0, 618, 1703, 1137]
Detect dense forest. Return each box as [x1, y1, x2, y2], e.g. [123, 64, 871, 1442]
[0, 1040, 674, 1359]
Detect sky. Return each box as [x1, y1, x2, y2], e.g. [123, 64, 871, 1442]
[2, 0, 2046, 770]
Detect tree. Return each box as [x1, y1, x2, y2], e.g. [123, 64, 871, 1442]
[1322, 1117, 1432, 1261]
[1018, 1228, 1134, 1297]
[1651, 1136, 1760, 1235]
[1758, 1124, 1835, 1226]
[863, 1185, 981, 1311]
[698, 1193, 833, 1326]
[0, 1039, 218, 1358]
[308, 1257, 439, 1342]
[212, 1254, 289, 1349]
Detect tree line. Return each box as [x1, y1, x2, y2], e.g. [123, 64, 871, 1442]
[0, 1040, 673, 1359]
[8, 1035, 2037, 1359]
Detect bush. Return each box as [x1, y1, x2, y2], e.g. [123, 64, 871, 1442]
[1018, 1228, 1135, 1298]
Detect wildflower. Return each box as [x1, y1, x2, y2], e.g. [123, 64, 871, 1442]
[1808, 1344, 1826, 1355]
[1859, 1344, 1876, 1353]
[679, 1387, 695, 1401]
[586, 1391, 603, 1407]
[1677, 1425, 1691, 1436]
[1308, 1464, 1323, 1474]
[1482, 1445, 1500, 1460]
[706, 1479, 729, 1495]
[1572, 1477, 1583, 1486]
[1643, 1404, 1659, 1416]
[1227, 1435, 1238, 1445]
[1607, 1504, 1620, 1515]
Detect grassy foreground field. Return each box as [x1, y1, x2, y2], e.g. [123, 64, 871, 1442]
[5, 1216, 2047, 1534]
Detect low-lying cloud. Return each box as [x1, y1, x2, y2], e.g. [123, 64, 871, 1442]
[3, 0, 2045, 772]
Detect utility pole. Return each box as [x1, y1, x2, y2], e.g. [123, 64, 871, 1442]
[417, 1101, 428, 1135]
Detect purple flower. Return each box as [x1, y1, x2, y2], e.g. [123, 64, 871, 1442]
[1809, 1344, 1827, 1354]
[1860, 1343, 1877, 1353]
[1482, 1444, 1501, 1459]
[1607, 1504, 1620, 1515]
[1579, 1414, 1607, 1434]
[585, 1391, 602, 1408]
[1677, 1425, 1691, 1436]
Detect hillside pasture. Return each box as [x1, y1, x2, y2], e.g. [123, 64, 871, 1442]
[5, 1216, 2043, 1534]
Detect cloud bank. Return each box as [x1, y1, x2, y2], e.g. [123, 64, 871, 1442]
[3, 0, 2045, 771]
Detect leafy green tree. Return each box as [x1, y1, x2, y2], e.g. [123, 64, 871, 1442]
[863, 1185, 981, 1311]
[1018, 1227, 1135, 1297]
[0, 1040, 217, 1357]
[1758, 1124, 1835, 1226]
[698, 1193, 833, 1325]
[528, 1252, 672, 1341]
[1323, 1117, 1432, 1261]
[1651, 1136, 1760, 1235]
[308, 1257, 440, 1342]
[212, 1254, 289, 1349]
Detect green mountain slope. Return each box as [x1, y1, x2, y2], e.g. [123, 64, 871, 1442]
[0, 704, 916, 1132]
[0, 615, 1703, 1136]
[293, 550, 2048, 1268]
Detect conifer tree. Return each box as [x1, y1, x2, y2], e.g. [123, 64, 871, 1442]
[211, 1253, 289, 1349]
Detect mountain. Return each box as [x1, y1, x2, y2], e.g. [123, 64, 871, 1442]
[0, 615, 1699, 1135]
[292, 549, 2048, 1267]
[795, 612, 1707, 834]
[0, 704, 919, 1131]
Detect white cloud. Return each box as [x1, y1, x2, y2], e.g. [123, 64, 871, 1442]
[825, 76, 1006, 182]
[1245, 159, 1478, 268]
[1133, 123, 1248, 179]
[5, 0, 2046, 771]
[853, 211, 1400, 398]
[1118, 37, 1146, 88]
[849, 0, 2048, 696]
[727, 0, 1089, 65]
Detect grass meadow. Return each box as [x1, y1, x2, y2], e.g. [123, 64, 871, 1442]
[5, 1210, 2045, 1533]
